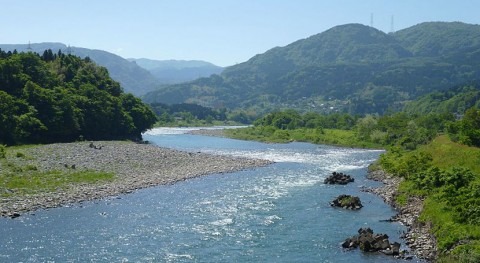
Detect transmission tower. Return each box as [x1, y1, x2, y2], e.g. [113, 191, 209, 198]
[27, 41, 32, 51]
[64, 45, 73, 55]
[390, 15, 395, 33]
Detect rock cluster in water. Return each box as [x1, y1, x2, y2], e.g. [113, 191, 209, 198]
[324, 171, 354, 185]
[330, 194, 363, 210]
[342, 228, 412, 259]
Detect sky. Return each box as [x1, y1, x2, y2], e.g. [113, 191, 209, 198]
[1, 0, 480, 67]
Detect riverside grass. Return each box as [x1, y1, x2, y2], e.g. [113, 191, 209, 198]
[224, 126, 382, 149]
[0, 145, 114, 198]
[383, 135, 480, 262]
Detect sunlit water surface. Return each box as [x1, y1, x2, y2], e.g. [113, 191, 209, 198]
[0, 127, 424, 262]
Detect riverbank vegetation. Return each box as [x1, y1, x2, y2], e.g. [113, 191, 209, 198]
[150, 102, 255, 127]
[0, 144, 114, 198]
[225, 110, 452, 149]
[380, 135, 480, 262]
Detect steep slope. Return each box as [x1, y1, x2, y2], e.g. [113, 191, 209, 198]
[129, 58, 223, 84]
[144, 22, 480, 115]
[0, 43, 159, 96]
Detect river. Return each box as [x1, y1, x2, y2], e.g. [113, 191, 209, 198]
[0, 127, 423, 262]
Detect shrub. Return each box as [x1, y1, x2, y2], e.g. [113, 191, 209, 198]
[25, 164, 38, 171]
[0, 145, 6, 159]
[370, 129, 387, 144]
[273, 129, 290, 141]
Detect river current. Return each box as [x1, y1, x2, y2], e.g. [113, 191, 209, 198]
[0, 127, 424, 262]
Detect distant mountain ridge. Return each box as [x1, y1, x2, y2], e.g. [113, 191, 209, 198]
[129, 58, 223, 85]
[394, 22, 480, 57]
[143, 22, 480, 115]
[0, 43, 159, 96]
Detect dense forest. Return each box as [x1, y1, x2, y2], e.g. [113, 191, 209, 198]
[143, 22, 480, 116]
[0, 49, 157, 145]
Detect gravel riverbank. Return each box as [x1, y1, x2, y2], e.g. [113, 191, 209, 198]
[364, 169, 437, 262]
[0, 141, 272, 218]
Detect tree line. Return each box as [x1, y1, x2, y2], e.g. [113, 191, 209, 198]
[250, 107, 480, 149]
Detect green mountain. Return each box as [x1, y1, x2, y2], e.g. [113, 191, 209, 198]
[143, 22, 480, 115]
[129, 58, 223, 84]
[0, 43, 159, 96]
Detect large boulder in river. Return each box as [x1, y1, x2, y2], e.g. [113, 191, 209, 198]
[342, 228, 409, 258]
[324, 172, 354, 185]
[330, 194, 363, 210]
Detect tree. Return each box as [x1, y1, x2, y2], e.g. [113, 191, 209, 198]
[460, 107, 480, 146]
[120, 93, 157, 138]
[356, 115, 378, 140]
[0, 91, 21, 144]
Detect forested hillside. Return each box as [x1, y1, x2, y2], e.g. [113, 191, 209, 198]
[0, 43, 160, 96]
[0, 49, 157, 145]
[143, 22, 480, 115]
[404, 82, 480, 115]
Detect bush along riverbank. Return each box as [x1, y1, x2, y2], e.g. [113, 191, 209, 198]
[374, 135, 480, 262]
[0, 141, 272, 218]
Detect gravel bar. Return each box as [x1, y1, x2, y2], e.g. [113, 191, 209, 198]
[0, 141, 272, 218]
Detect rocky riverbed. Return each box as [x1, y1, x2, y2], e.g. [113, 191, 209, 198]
[364, 169, 437, 262]
[0, 141, 272, 218]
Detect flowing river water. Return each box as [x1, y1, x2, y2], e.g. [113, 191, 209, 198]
[0, 127, 424, 262]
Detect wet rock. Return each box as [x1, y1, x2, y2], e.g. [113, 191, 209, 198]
[9, 212, 21, 219]
[324, 172, 354, 185]
[343, 228, 411, 258]
[330, 194, 363, 210]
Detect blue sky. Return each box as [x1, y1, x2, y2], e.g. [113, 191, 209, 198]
[1, 0, 479, 66]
